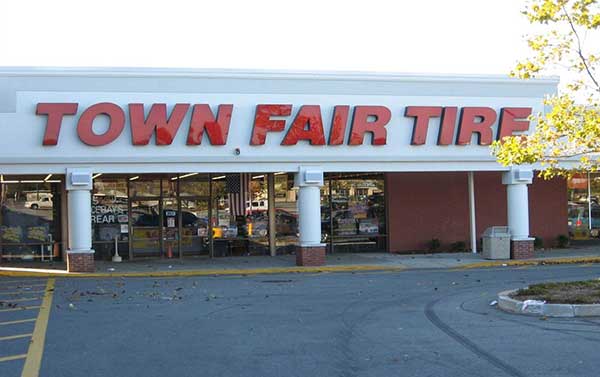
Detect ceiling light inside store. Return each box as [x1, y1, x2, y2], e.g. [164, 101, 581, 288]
[0, 175, 18, 183]
[92, 173, 102, 179]
[44, 174, 53, 181]
[129, 176, 140, 181]
[212, 175, 226, 180]
[172, 173, 199, 181]
[180, 172, 198, 179]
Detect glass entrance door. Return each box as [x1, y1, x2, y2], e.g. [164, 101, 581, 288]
[130, 199, 161, 257]
[179, 196, 210, 256]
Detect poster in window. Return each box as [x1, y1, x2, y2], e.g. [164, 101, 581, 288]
[167, 217, 176, 228]
[27, 226, 48, 242]
[336, 218, 356, 236]
[1, 226, 22, 243]
[358, 219, 379, 235]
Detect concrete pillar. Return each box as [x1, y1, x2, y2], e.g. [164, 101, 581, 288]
[502, 167, 534, 259]
[467, 172, 477, 254]
[65, 168, 95, 272]
[506, 184, 530, 240]
[294, 166, 325, 266]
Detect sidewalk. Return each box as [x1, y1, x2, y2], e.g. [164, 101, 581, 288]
[2, 245, 600, 277]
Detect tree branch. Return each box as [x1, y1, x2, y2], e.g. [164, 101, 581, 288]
[562, 5, 600, 92]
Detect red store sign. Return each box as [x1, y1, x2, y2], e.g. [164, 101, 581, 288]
[36, 103, 532, 147]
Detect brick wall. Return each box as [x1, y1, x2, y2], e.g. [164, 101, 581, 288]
[386, 172, 567, 253]
[386, 172, 469, 252]
[529, 175, 568, 247]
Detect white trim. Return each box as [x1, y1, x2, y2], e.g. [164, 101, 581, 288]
[0, 67, 561, 85]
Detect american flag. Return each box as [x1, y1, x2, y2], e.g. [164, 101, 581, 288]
[226, 173, 250, 218]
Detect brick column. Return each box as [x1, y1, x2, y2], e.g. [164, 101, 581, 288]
[67, 252, 95, 273]
[296, 245, 326, 266]
[511, 239, 534, 259]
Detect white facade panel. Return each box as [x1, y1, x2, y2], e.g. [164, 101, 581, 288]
[0, 68, 558, 174]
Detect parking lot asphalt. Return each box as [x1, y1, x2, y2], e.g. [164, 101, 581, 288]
[0, 278, 53, 377]
[2, 264, 600, 377]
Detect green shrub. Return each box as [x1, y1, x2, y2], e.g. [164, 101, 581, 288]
[533, 236, 543, 249]
[428, 238, 441, 252]
[450, 241, 467, 252]
[556, 234, 569, 248]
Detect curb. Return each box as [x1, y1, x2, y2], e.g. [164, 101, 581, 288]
[0, 264, 407, 278]
[458, 256, 600, 270]
[2, 255, 599, 278]
[497, 289, 600, 317]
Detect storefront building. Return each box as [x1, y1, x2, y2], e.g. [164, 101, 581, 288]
[0, 68, 565, 271]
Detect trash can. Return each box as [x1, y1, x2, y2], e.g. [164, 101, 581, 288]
[482, 226, 511, 260]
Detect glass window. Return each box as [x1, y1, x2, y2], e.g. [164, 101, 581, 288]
[162, 177, 177, 197]
[1, 176, 62, 260]
[130, 198, 161, 255]
[179, 173, 210, 197]
[274, 173, 299, 254]
[325, 173, 386, 253]
[211, 173, 269, 256]
[129, 177, 160, 197]
[179, 196, 209, 255]
[567, 174, 591, 239]
[590, 174, 600, 237]
[92, 176, 129, 260]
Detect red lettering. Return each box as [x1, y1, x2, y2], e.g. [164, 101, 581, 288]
[437, 107, 458, 145]
[187, 104, 233, 145]
[250, 104, 292, 145]
[328, 106, 350, 145]
[77, 103, 125, 146]
[36, 103, 78, 145]
[281, 105, 326, 145]
[405, 106, 442, 145]
[456, 107, 497, 146]
[129, 103, 190, 145]
[349, 106, 391, 145]
[497, 107, 532, 140]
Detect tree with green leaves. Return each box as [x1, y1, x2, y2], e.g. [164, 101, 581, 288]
[492, 0, 600, 177]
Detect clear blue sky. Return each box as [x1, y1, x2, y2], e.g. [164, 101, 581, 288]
[0, 0, 531, 75]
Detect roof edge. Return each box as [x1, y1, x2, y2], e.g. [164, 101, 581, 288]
[0, 66, 560, 85]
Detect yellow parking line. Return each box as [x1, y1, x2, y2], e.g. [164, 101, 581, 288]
[0, 290, 45, 296]
[21, 278, 55, 377]
[0, 318, 37, 326]
[0, 333, 32, 341]
[0, 354, 27, 363]
[1, 297, 42, 303]
[0, 306, 41, 313]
